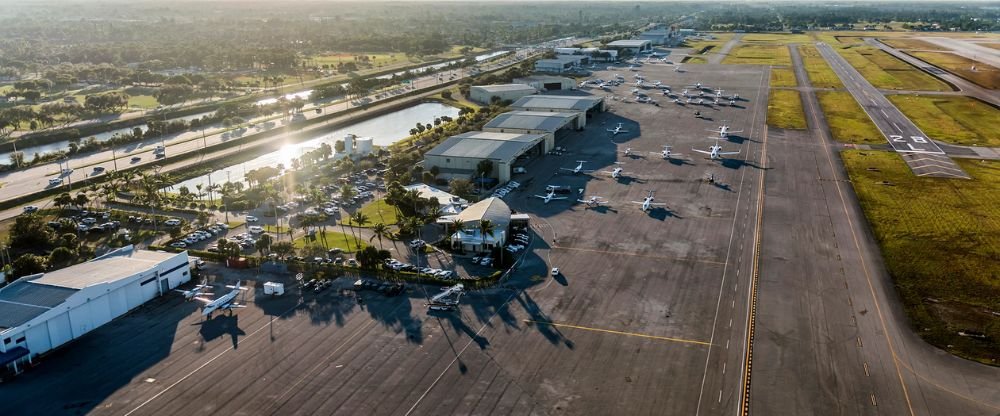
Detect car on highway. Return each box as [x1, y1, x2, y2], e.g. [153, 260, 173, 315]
[92, 166, 105, 175]
[130, 156, 141, 163]
[22, 205, 39, 214]
[248, 225, 264, 234]
[48, 178, 63, 186]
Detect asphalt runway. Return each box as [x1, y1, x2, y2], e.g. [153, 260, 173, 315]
[815, 42, 970, 179]
[0, 61, 772, 416]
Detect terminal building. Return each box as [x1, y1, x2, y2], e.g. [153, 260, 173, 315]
[0, 247, 190, 373]
[423, 131, 547, 183]
[441, 197, 511, 254]
[469, 84, 537, 105]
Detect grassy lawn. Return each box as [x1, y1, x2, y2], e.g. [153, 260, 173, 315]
[128, 95, 159, 109]
[429, 86, 480, 110]
[683, 56, 708, 64]
[721, 44, 791, 66]
[880, 38, 949, 51]
[797, 45, 844, 89]
[292, 230, 367, 253]
[769, 67, 797, 88]
[888, 95, 1000, 147]
[837, 46, 950, 91]
[767, 90, 806, 129]
[345, 198, 398, 227]
[815, 91, 883, 144]
[741, 33, 814, 44]
[909, 51, 1000, 90]
[682, 33, 734, 62]
[842, 150, 1000, 364]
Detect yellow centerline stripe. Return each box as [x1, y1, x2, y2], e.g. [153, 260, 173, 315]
[524, 320, 713, 346]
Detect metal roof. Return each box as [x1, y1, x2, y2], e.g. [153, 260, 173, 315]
[452, 197, 511, 229]
[425, 132, 545, 162]
[511, 95, 602, 111]
[35, 249, 175, 290]
[484, 111, 576, 131]
[607, 40, 652, 47]
[0, 280, 76, 330]
[471, 84, 536, 93]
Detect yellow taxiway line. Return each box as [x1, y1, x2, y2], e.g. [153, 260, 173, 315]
[524, 320, 713, 347]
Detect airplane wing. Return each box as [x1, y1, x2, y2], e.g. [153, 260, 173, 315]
[226, 304, 247, 309]
[650, 203, 667, 206]
[719, 151, 741, 155]
[552, 197, 568, 200]
[532, 195, 546, 199]
[692, 149, 712, 155]
[559, 168, 574, 172]
[630, 201, 644, 204]
[193, 297, 214, 305]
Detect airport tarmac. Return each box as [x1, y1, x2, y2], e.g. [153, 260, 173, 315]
[0, 61, 771, 416]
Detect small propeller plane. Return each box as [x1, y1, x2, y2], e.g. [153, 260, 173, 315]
[196, 280, 248, 318]
[693, 138, 741, 160]
[560, 160, 593, 175]
[631, 190, 667, 212]
[175, 278, 213, 301]
[532, 189, 569, 204]
[607, 123, 629, 137]
[577, 196, 609, 207]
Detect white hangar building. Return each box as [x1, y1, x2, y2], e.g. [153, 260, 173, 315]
[469, 84, 537, 105]
[0, 246, 190, 373]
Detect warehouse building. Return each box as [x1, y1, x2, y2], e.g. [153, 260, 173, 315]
[484, 111, 582, 144]
[424, 131, 547, 183]
[512, 75, 576, 92]
[639, 29, 670, 45]
[469, 84, 537, 105]
[534, 55, 589, 73]
[606, 39, 653, 54]
[511, 94, 607, 115]
[0, 247, 190, 373]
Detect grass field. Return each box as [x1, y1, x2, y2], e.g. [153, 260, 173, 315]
[797, 45, 844, 89]
[815, 91, 883, 144]
[741, 33, 814, 44]
[769, 67, 797, 88]
[880, 38, 949, 51]
[837, 46, 951, 91]
[766, 89, 807, 129]
[887, 95, 1000, 147]
[430, 86, 480, 110]
[683, 56, 709, 64]
[682, 33, 734, 63]
[293, 230, 367, 253]
[721, 44, 791, 66]
[909, 51, 1000, 90]
[345, 198, 398, 227]
[310, 53, 413, 69]
[984, 43, 1000, 51]
[842, 150, 1000, 364]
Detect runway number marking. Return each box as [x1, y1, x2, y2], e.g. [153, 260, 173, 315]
[911, 136, 927, 144]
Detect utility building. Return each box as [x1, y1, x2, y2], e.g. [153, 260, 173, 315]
[469, 84, 537, 105]
[424, 131, 547, 183]
[0, 247, 190, 374]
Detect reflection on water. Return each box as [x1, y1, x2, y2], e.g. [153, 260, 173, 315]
[169, 102, 459, 192]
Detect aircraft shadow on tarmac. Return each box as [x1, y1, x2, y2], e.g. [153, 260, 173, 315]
[725, 134, 753, 145]
[645, 206, 683, 221]
[195, 314, 247, 349]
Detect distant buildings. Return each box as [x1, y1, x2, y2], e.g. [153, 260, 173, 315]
[534, 55, 590, 73]
[469, 84, 537, 105]
[512, 75, 577, 92]
[606, 39, 653, 54]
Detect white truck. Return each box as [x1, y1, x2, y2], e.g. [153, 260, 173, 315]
[263, 282, 284, 296]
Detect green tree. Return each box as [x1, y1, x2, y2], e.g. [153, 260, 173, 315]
[12, 254, 47, 278]
[271, 241, 295, 260]
[54, 192, 73, 211]
[369, 222, 390, 250]
[255, 233, 274, 257]
[10, 214, 54, 250]
[449, 178, 474, 198]
[478, 219, 495, 252]
[350, 211, 368, 249]
[48, 246, 78, 269]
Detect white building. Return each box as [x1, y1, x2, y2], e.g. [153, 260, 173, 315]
[639, 29, 671, 45]
[0, 247, 190, 373]
[510, 94, 607, 114]
[404, 183, 468, 215]
[423, 131, 548, 183]
[483, 111, 581, 144]
[606, 39, 653, 54]
[512, 75, 576, 92]
[534, 55, 589, 73]
[443, 197, 511, 253]
[469, 84, 537, 105]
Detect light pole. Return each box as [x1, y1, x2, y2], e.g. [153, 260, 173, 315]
[111, 147, 119, 172]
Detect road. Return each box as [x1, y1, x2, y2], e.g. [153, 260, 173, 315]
[748, 43, 1000, 416]
[0, 49, 540, 209]
[814, 42, 969, 179]
[865, 38, 1000, 107]
[708, 33, 744, 64]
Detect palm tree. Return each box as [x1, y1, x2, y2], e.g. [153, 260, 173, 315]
[478, 219, 495, 253]
[369, 222, 389, 250]
[255, 233, 273, 257]
[350, 212, 368, 249]
[54, 192, 73, 211]
[73, 193, 89, 210]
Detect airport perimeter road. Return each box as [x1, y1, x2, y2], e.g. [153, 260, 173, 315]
[747, 48, 1000, 416]
[815, 42, 969, 179]
[865, 38, 1000, 107]
[921, 37, 1000, 69]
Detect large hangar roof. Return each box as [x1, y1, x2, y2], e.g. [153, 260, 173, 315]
[484, 111, 576, 131]
[511, 95, 601, 111]
[425, 131, 545, 162]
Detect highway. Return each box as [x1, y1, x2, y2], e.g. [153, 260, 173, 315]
[747, 42, 1000, 416]
[815, 42, 969, 179]
[0, 45, 551, 209]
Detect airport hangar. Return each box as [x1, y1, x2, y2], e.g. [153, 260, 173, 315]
[469, 84, 537, 105]
[512, 75, 576, 92]
[0, 246, 190, 373]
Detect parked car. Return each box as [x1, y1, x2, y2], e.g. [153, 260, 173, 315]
[164, 218, 182, 226]
[170, 242, 187, 248]
[245, 215, 259, 222]
[248, 225, 264, 234]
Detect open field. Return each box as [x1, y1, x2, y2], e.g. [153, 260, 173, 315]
[345, 198, 398, 227]
[769, 67, 797, 88]
[721, 44, 791, 65]
[309, 52, 414, 69]
[837, 46, 951, 91]
[292, 229, 367, 252]
[909, 51, 1000, 89]
[797, 45, 844, 89]
[887, 95, 1000, 147]
[683, 56, 709, 64]
[741, 33, 814, 44]
[429, 86, 480, 110]
[766, 89, 806, 129]
[842, 150, 1000, 364]
[815, 91, 883, 144]
[880, 38, 950, 51]
[682, 33, 733, 63]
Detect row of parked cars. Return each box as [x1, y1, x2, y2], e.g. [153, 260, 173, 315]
[354, 279, 405, 296]
[491, 180, 521, 199]
[506, 231, 531, 253]
[384, 259, 454, 279]
[170, 223, 230, 248]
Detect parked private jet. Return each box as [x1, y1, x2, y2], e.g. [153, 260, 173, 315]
[560, 160, 592, 175]
[607, 123, 629, 136]
[578, 196, 609, 207]
[632, 190, 667, 212]
[532, 189, 569, 204]
[654, 145, 683, 159]
[693, 139, 741, 160]
[709, 124, 743, 138]
[602, 163, 628, 179]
